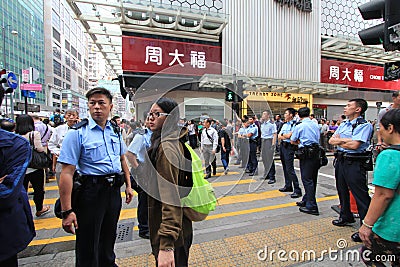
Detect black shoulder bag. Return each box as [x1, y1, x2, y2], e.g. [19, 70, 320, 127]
[29, 132, 52, 169]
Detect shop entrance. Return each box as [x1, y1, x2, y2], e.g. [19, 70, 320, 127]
[246, 101, 308, 117]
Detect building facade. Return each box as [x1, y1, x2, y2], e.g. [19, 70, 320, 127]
[44, 0, 90, 115]
[0, 0, 45, 116]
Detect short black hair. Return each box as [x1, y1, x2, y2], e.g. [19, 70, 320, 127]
[0, 119, 15, 132]
[285, 108, 296, 117]
[392, 91, 399, 98]
[381, 108, 400, 134]
[298, 107, 310, 118]
[349, 98, 368, 115]
[111, 115, 121, 121]
[15, 114, 35, 135]
[86, 87, 113, 102]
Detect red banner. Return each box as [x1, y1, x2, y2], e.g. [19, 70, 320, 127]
[122, 36, 222, 76]
[321, 58, 400, 91]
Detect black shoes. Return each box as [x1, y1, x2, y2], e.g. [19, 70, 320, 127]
[296, 201, 306, 207]
[245, 169, 251, 173]
[290, 192, 302, 198]
[351, 232, 362, 243]
[139, 232, 150, 239]
[299, 207, 319, 216]
[279, 187, 293, 192]
[249, 171, 258, 176]
[267, 179, 276, 184]
[332, 218, 356, 227]
[205, 173, 211, 179]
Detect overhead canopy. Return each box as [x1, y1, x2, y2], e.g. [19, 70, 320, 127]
[199, 74, 349, 95]
[66, 0, 227, 75]
[322, 35, 400, 64]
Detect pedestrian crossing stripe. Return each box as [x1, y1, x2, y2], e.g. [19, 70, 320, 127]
[28, 195, 339, 247]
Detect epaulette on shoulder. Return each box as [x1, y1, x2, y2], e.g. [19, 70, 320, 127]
[71, 118, 89, 130]
[295, 121, 302, 126]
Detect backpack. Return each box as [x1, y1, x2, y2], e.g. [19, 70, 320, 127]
[53, 114, 62, 126]
[180, 143, 217, 221]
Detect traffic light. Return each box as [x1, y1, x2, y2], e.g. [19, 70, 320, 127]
[236, 80, 248, 102]
[225, 83, 235, 102]
[0, 69, 13, 94]
[358, 0, 400, 52]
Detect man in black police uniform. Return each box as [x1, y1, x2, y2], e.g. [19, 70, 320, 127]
[290, 107, 321, 215]
[329, 98, 373, 242]
[58, 87, 134, 266]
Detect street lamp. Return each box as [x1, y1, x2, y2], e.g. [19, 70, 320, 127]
[2, 25, 18, 119]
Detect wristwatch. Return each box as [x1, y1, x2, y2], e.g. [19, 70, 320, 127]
[61, 209, 74, 219]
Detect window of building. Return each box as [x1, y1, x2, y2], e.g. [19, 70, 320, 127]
[78, 52, 81, 62]
[78, 77, 83, 88]
[71, 46, 77, 58]
[65, 40, 70, 51]
[62, 66, 65, 79]
[66, 83, 71, 90]
[65, 53, 70, 66]
[54, 77, 62, 87]
[84, 59, 88, 68]
[52, 10, 61, 30]
[53, 60, 61, 77]
[52, 93, 61, 100]
[53, 102, 61, 108]
[66, 68, 71, 82]
[53, 44, 61, 60]
[71, 60, 77, 71]
[52, 0, 60, 12]
[53, 28, 60, 43]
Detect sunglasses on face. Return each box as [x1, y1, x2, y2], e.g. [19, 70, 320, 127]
[147, 112, 169, 118]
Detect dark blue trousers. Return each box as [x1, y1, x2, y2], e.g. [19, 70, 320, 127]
[299, 156, 319, 210]
[280, 144, 301, 194]
[138, 191, 149, 235]
[248, 141, 258, 172]
[335, 159, 371, 223]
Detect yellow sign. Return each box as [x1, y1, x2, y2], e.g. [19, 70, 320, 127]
[62, 100, 68, 104]
[245, 91, 311, 104]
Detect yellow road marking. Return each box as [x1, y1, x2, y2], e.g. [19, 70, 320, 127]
[29, 195, 339, 246]
[217, 190, 285, 205]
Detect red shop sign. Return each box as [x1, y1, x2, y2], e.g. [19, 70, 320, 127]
[321, 58, 400, 91]
[122, 36, 222, 76]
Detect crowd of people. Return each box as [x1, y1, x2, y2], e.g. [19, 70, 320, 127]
[1, 87, 399, 266]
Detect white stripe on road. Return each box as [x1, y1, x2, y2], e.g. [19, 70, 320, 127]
[275, 162, 336, 179]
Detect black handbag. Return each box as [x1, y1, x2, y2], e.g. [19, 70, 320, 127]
[29, 132, 52, 169]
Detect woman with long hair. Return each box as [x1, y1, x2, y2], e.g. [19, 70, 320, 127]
[146, 97, 193, 267]
[15, 114, 50, 217]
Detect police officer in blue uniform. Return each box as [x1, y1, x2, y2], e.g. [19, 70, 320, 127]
[290, 107, 321, 215]
[246, 116, 259, 176]
[329, 98, 373, 243]
[125, 117, 152, 239]
[260, 110, 277, 183]
[278, 108, 302, 198]
[58, 87, 134, 266]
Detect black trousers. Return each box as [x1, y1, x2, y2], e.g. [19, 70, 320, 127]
[299, 156, 319, 210]
[75, 181, 122, 267]
[137, 191, 149, 235]
[261, 138, 276, 179]
[0, 254, 17, 267]
[280, 144, 301, 194]
[248, 141, 258, 172]
[334, 158, 371, 223]
[23, 169, 45, 212]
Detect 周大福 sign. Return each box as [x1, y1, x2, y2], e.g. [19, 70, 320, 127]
[122, 36, 222, 76]
[321, 58, 400, 91]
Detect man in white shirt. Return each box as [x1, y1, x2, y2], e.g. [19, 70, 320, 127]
[48, 108, 79, 184]
[201, 118, 218, 179]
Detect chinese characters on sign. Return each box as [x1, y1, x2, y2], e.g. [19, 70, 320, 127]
[328, 66, 364, 82]
[247, 91, 310, 103]
[144, 47, 207, 68]
[123, 36, 221, 75]
[274, 0, 312, 13]
[321, 59, 400, 91]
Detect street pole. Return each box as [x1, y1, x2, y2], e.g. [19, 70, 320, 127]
[232, 73, 237, 149]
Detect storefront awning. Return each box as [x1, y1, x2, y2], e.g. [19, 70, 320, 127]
[322, 35, 400, 64]
[199, 74, 348, 95]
